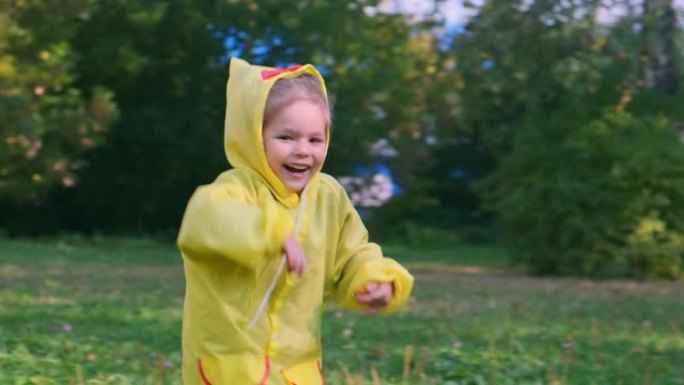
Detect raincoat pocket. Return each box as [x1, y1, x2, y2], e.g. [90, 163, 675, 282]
[198, 353, 269, 385]
[281, 358, 325, 385]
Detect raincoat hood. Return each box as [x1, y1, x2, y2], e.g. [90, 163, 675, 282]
[224, 58, 329, 207]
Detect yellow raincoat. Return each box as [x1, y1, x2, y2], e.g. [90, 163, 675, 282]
[177, 58, 414, 385]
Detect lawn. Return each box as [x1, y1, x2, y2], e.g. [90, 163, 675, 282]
[0, 237, 683, 384]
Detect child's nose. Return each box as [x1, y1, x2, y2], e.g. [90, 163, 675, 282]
[294, 140, 311, 156]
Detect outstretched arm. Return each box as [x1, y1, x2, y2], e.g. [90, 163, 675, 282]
[332, 197, 413, 314]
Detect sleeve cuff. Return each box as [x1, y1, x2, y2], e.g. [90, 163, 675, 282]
[339, 258, 414, 314]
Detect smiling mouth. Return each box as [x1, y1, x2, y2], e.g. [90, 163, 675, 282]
[284, 164, 310, 173]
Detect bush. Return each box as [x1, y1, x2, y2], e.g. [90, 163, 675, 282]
[480, 110, 684, 279]
[364, 196, 495, 247]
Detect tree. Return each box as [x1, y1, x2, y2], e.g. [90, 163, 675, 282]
[467, 0, 684, 278]
[0, 1, 117, 202]
[59, 0, 228, 233]
[482, 109, 684, 278]
[1, 0, 435, 234]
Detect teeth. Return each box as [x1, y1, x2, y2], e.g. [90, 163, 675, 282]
[287, 164, 308, 171]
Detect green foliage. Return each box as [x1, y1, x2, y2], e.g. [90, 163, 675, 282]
[450, 0, 684, 279]
[0, 3, 117, 201]
[61, 0, 229, 232]
[2, 238, 683, 384]
[481, 109, 684, 279]
[1, 0, 684, 286]
[451, 0, 626, 155]
[365, 195, 496, 246]
[0, 0, 446, 234]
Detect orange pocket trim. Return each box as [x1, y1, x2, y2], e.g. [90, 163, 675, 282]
[258, 355, 271, 385]
[281, 359, 325, 385]
[198, 355, 270, 385]
[198, 359, 213, 385]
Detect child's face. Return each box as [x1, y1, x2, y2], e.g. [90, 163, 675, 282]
[263, 100, 327, 194]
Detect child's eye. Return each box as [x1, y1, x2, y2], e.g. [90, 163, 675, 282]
[277, 135, 293, 141]
[310, 138, 324, 144]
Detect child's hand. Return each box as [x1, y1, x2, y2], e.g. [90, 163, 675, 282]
[355, 282, 393, 312]
[282, 234, 306, 276]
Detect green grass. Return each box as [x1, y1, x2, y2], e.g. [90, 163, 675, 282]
[1, 237, 683, 384]
[385, 243, 513, 270]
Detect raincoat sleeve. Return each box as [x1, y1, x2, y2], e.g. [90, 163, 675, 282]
[332, 195, 414, 314]
[177, 182, 294, 269]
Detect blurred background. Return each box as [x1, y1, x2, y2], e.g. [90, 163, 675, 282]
[3, 2, 684, 384]
[2, 0, 684, 280]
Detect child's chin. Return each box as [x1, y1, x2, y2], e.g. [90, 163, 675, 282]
[285, 181, 307, 194]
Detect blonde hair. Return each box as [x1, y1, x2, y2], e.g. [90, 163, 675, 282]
[264, 75, 331, 130]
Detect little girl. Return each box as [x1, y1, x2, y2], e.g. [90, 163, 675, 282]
[177, 57, 414, 385]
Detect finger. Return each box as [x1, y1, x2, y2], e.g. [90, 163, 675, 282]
[292, 257, 302, 275]
[287, 254, 297, 273]
[364, 285, 384, 299]
[297, 257, 304, 276]
[284, 250, 293, 273]
[356, 291, 381, 305]
[378, 284, 392, 299]
[355, 291, 372, 303]
[369, 283, 391, 299]
[292, 258, 300, 275]
[294, 256, 303, 276]
[360, 288, 390, 308]
[299, 252, 307, 275]
[300, 252, 307, 272]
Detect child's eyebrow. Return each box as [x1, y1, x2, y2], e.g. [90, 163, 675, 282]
[276, 127, 297, 135]
[274, 127, 325, 138]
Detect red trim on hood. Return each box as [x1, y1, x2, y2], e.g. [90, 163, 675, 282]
[258, 355, 271, 385]
[197, 359, 213, 385]
[261, 64, 303, 80]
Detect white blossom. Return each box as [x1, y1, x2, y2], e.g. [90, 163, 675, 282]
[339, 173, 394, 207]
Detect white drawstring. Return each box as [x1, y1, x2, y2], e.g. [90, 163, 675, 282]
[247, 189, 307, 330]
[247, 255, 287, 330]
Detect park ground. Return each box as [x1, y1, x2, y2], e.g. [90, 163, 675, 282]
[1, 237, 683, 384]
